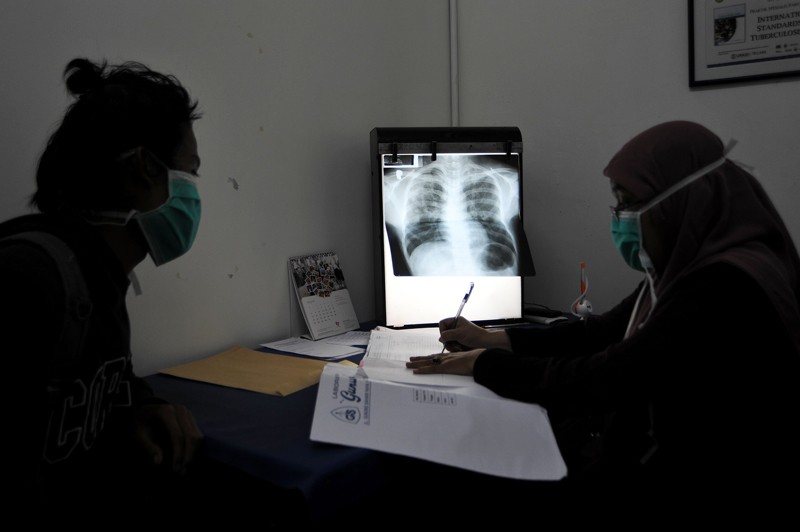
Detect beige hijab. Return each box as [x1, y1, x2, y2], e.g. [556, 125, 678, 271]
[603, 121, 800, 353]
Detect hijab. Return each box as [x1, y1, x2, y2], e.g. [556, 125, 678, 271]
[603, 120, 800, 354]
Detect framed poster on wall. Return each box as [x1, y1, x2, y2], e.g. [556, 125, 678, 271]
[689, 0, 800, 86]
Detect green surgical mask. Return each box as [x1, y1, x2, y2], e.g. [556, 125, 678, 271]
[84, 169, 201, 267]
[611, 211, 645, 272]
[136, 170, 201, 266]
[610, 154, 730, 275]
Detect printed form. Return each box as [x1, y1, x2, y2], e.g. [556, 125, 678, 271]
[311, 363, 567, 480]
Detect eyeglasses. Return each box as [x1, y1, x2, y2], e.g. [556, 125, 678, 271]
[609, 200, 644, 219]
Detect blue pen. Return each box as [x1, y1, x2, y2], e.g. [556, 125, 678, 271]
[440, 282, 474, 353]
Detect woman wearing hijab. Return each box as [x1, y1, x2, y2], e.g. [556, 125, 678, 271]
[406, 121, 800, 521]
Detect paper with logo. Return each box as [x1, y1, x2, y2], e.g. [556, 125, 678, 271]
[288, 251, 360, 341]
[310, 363, 567, 480]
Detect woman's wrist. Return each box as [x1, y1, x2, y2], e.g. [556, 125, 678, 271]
[485, 329, 512, 350]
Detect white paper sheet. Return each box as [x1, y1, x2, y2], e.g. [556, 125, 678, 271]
[311, 363, 567, 480]
[322, 330, 371, 346]
[261, 336, 362, 359]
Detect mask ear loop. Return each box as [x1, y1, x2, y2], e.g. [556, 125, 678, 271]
[81, 148, 141, 226]
[637, 154, 730, 214]
[129, 271, 143, 296]
[624, 281, 648, 339]
[83, 209, 138, 226]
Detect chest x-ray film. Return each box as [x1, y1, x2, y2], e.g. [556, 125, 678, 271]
[371, 127, 535, 328]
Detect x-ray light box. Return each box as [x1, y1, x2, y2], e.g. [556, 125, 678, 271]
[370, 127, 536, 328]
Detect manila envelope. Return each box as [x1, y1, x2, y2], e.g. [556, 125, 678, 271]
[159, 345, 354, 396]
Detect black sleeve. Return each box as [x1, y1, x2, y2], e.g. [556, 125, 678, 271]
[505, 282, 642, 357]
[473, 265, 784, 419]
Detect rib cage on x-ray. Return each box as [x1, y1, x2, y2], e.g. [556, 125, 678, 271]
[383, 155, 521, 276]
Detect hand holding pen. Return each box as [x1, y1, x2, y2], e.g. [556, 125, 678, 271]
[439, 282, 474, 354]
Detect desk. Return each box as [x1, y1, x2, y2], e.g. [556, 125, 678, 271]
[144, 320, 571, 523]
[144, 351, 387, 522]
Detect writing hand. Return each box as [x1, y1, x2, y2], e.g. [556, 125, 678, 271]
[439, 317, 512, 352]
[438, 316, 475, 352]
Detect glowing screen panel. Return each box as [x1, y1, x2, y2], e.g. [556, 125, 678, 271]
[371, 127, 533, 328]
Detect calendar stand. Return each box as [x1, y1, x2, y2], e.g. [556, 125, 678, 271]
[287, 251, 360, 341]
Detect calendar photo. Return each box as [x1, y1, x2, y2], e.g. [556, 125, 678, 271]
[288, 251, 360, 341]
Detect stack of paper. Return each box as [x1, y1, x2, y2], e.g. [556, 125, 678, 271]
[360, 327, 483, 389]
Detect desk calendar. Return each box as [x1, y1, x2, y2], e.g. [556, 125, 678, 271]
[288, 251, 359, 341]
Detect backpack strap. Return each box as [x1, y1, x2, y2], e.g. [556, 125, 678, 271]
[0, 231, 92, 369]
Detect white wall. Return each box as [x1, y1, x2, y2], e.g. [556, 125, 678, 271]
[456, 0, 800, 314]
[0, 1, 452, 375]
[1, 1, 798, 375]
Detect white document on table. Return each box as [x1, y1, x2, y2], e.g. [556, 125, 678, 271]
[311, 363, 567, 480]
[360, 327, 481, 388]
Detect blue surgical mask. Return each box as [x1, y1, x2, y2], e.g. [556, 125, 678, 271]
[136, 170, 201, 266]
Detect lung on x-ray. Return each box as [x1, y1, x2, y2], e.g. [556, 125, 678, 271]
[371, 127, 535, 328]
